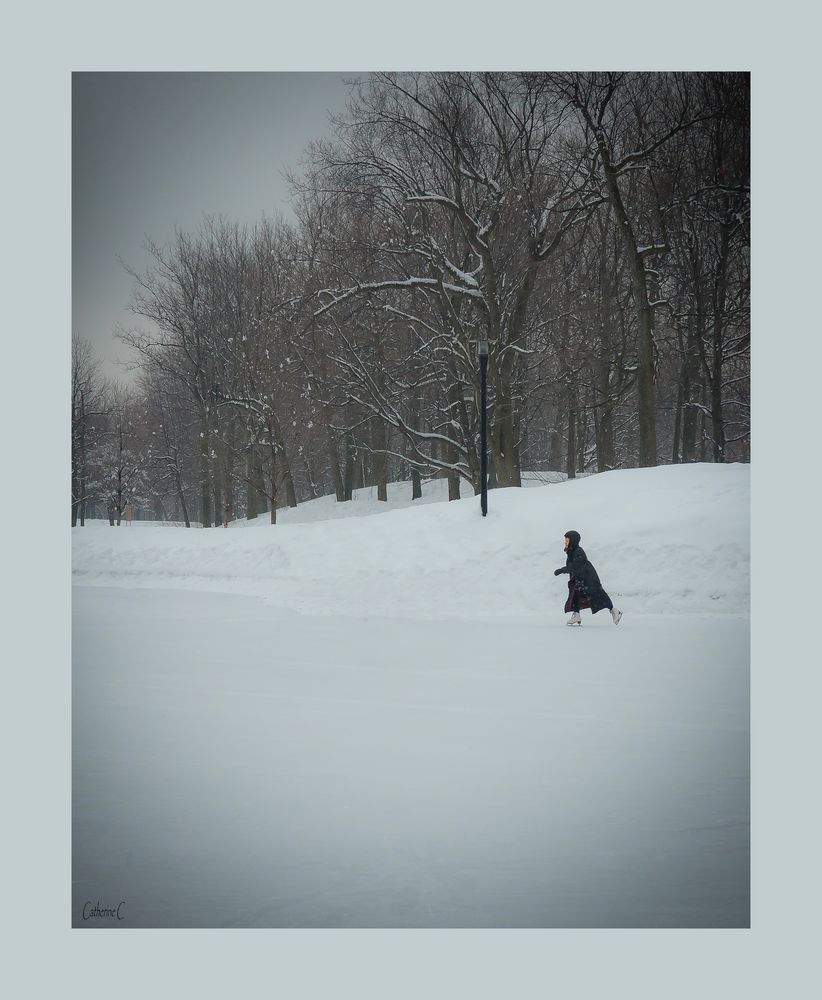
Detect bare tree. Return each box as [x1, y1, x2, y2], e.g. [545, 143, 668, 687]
[71, 336, 107, 526]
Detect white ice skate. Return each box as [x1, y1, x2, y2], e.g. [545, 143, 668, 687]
[566, 612, 582, 626]
[611, 608, 623, 625]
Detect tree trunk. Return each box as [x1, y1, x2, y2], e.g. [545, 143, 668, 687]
[353, 451, 365, 492]
[595, 208, 618, 474]
[672, 377, 684, 464]
[342, 433, 356, 501]
[680, 312, 702, 463]
[408, 379, 423, 500]
[372, 418, 388, 502]
[711, 220, 730, 463]
[279, 451, 298, 509]
[576, 402, 586, 473]
[566, 388, 577, 480]
[79, 394, 87, 527]
[548, 419, 562, 473]
[303, 455, 320, 500]
[212, 479, 221, 532]
[71, 408, 79, 526]
[116, 422, 124, 526]
[448, 471, 461, 501]
[595, 135, 658, 467]
[199, 409, 212, 528]
[246, 447, 257, 519]
[269, 410, 298, 507]
[175, 470, 191, 527]
[490, 256, 538, 488]
[269, 443, 278, 524]
[223, 457, 235, 525]
[491, 367, 522, 488]
[331, 445, 345, 502]
[635, 294, 658, 468]
[596, 405, 615, 472]
[253, 448, 268, 515]
[697, 383, 708, 462]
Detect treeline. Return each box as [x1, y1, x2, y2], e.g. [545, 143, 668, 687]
[72, 71, 749, 527]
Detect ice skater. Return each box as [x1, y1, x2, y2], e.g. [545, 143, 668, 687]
[554, 530, 622, 626]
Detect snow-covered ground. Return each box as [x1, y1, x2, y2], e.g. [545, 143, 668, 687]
[72, 464, 750, 927]
[73, 464, 750, 617]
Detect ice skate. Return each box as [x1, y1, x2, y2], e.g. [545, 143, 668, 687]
[611, 608, 622, 625]
[566, 611, 582, 626]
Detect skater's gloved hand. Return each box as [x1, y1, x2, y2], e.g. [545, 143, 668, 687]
[553, 568, 563, 576]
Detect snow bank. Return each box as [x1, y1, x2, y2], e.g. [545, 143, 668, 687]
[72, 464, 750, 618]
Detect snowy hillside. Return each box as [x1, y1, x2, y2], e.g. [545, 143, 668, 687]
[72, 464, 749, 617]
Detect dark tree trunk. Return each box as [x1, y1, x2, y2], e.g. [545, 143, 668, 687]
[548, 423, 562, 473]
[680, 312, 703, 463]
[79, 393, 87, 527]
[594, 133, 658, 468]
[672, 378, 684, 464]
[246, 447, 257, 519]
[407, 378, 424, 501]
[115, 421, 124, 526]
[282, 458, 298, 508]
[268, 443, 278, 524]
[71, 413, 79, 526]
[331, 446, 346, 502]
[176, 471, 191, 527]
[491, 369, 522, 488]
[253, 448, 268, 515]
[212, 480, 221, 532]
[697, 383, 708, 462]
[199, 409, 212, 528]
[566, 383, 577, 480]
[594, 209, 618, 474]
[596, 405, 615, 472]
[711, 220, 730, 463]
[448, 471, 461, 501]
[353, 452, 365, 492]
[302, 455, 320, 500]
[269, 410, 298, 507]
[223, 458, 235, 526]
[489, 257, 537, 488]
[342, 433, 356, 501]
[635, 293, 658, 468]
[372, 418, 388, 502]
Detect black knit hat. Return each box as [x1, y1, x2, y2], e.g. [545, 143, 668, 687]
[564, 530, 581, 546]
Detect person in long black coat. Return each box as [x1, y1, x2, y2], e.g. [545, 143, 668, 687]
[554, 530, 622, 626]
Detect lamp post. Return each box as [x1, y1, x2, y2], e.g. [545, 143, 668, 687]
[477, 338, 489, 516]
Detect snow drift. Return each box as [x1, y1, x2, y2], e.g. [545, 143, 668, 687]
[72, 463, 750, 618]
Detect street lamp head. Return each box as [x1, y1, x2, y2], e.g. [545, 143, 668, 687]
[476, 338, 490, 357]
[462, 384, 474, 405]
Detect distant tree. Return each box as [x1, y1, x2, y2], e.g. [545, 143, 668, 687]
[71, 336, 107, 526]
[90, 384, 149, 525]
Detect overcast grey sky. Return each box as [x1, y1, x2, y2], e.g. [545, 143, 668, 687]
[72, 72, 354, 381]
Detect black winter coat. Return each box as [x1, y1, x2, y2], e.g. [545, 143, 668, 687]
[555, 538, 613, 614]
